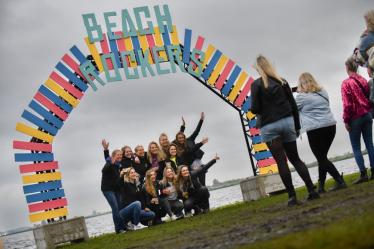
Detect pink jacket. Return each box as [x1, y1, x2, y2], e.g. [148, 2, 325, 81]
[341, 73, 371, 123]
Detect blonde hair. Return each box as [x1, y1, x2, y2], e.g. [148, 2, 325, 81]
[297, 72, 322, 93]
[161, 166, 176, 186]
[123, 167, 137, 183]
[147, 141, 163, 162]
[254, 55, 283, 88]
[111, 149, 122, 158]
[365, 10, 374, 32]
[144, 169, 157, 197]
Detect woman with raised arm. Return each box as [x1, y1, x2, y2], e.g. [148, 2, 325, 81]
[102, 139, 134, 169]
[147, 141, 166, 180]
[176, 154, 219, 216]
[250, 55, 319, 206]
[296, 72, 346, 193]
[143, 169, 166, 225]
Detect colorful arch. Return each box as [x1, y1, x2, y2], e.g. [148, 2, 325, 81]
[12, 25, 277, 224]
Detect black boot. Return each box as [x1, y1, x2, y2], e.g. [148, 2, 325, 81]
[317, 180, 325, 194]
[329, 174, 347, 191]
[287, 195, 298, 207]
[307, 191, 320, 201]
[370, 169, 374, 180]
[353, 170, 369, 184]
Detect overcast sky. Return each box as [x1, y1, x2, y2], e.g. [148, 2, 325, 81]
[0, 0, 372, 231]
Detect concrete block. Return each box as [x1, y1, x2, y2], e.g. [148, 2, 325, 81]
[33, 216, 88, 249]
[240, 173, 285, 201]
[0, 238, 4, 249]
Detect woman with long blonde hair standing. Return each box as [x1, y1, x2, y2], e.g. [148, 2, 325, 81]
[251, 55, 319, 206]
[296, 72, 346, 193]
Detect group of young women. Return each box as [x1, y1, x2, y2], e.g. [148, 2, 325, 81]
[100, 113, 220, 233]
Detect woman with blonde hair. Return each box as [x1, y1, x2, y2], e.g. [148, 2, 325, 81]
[147, 141, 166, 180]
[143, 169, 166, 225]
[251, 55, 319, 206]
[296, 72, 346, 193]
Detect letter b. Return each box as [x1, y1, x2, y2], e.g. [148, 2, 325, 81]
[82, 13, 103, 43]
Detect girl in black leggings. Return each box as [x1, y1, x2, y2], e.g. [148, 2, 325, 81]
[296, 72, 346, 192]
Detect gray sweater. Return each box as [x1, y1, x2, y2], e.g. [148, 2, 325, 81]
[295, 89, 336, 133]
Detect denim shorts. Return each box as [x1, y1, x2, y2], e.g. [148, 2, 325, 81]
[260, 116, 297, 143]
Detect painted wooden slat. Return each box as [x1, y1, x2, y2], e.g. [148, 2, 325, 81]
[108, 34, 121, 68]
[161, 25, 171, 47]
[114, 32, 127, 68]
[19, 161, 59, 174]
[44, 79, 79, 108]
[29, 100, 63, 128]
[241, 96, 252, 112]
[22, 172, 62, 184]
[248, 118, 257, 128]
[153, 27, 167, 60]
[16, 123, 53, 143]
[34, 92, 68, 120]
[207, 55, 228, 86]
[170, 25, 180, 45]
[258, 158, 277, 168]
[253, 143, 268, 152]
[249, 127, 260, 136]
[123, 36, 137, 67]
[250, 135, 262, 144]
[182, 29, 192, 64]
[246, 111, 256, 120]
[38, 86, 73, 114]
[259, 164, 278, 175]
[131, 35, 141, 64]
[28, 198, 68, 213]
[49, 72, 84, 100]
[13, 141, 52, 152]
[55, 62, 88, 92]
[21, 110, 58, 136]
[235, 77, 254, 107]
[24, 181, 62, 195]
[190, 35, 205, 70]
[29, 207, 68, 223]
[145, 33, 156, 63]
[61, 54, 86, 81]
[254, 150, 273, 161]
[222, 65, 241, 96]
[228, 71, 248, 102]
[70, 45, 87, 65]
[26, 189, 65, 204]
[215, 60, 234, 90]
[201, 45, 215, 69]
[202, 50, 222, 81]
[15, 153, 54, 162]
[84, 37, 104, 72]
[138, 33, 154, 64]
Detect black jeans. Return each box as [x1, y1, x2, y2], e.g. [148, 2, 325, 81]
[183, 187, 210, 213]
[266, 137, 315, 197]
[159, 198, 184, 216]
[307, 125, 340, 183]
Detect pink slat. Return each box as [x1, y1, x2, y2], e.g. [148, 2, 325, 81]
[235, 77, 254, 107]
[215, 60, 235, 90]
[100, 33, 114, 70]
[191, 36, 205, 70]
[13, 140, 52, 152]
[258, 158, 276, 168]
[146, 33, 156, 48]
[249, 128, 260, 136]
[28, 198, 68, 213]
[19, 161, 59, 174]
[49, 72, 83, 100]
[62, 54, 86, 80]
[114, 32, 126, 52]
[34, 92, 68, 120]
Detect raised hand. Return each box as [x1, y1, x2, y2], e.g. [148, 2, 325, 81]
[214, 153, 220, 160]
[182, 116, 185, 126]
[101, 139, 109, 150]
[201, 137, 209, 144]
[201, 112, 205, 120]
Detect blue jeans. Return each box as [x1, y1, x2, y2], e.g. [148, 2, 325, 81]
[119, 201, 155, 225]
[102, 191, 124, 232]
[348, 113, 374, 171]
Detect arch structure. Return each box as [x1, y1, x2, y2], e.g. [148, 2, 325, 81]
[12, 25, 278, 224]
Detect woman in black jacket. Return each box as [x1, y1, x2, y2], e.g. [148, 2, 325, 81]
[164, 143, 185, 172]
[101, 149, 125, 233]
[176, 154, 219, 216]
[143, 169, 166, 225]
[147, 141, 167, 181]
[133, 144, 150, 184]
[102, 139, 134, 169]
[250, 55, 319, 206]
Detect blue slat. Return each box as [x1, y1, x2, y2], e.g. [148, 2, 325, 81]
[26, 189, 65, 204]
[222, 65, 241, 96]
[70, 45, 87, 64]
[23, 181, 62, 195]
[130, 36, 141, 64]
[241, 96, 252, 112]
[251, 135, 262, 144]
[249, 119, 257, 128]
[108, 35, 121, 68]
[15, 153, 54, 162]
[182, 29, 192, 64]
[161, 25, 171, 46]
[55, 62, 88, 92]
[21, 110, 58, 136]
[254, 151, 272, 161]
[38, 86, 73, 113]
[202, 50, 222, 81]
[29, 100, 63, 129]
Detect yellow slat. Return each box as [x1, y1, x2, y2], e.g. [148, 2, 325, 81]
[138, 33, 154, 64]
[201, 44, 216, 69]
[207, 55, 228, 85]
[16, 123, 53, 143]
[228, 71, 248, 102]
[154, 27, 167, 60]
[170, 25, 180, 45]
[253, 143, 268, 152]
[123, 37, 138, 68]
[84, 37, 104, 72]
[259, 164, 279, 175]
[22, 172, 62, 184]
[29, 207, 68, 223]
[45, 79, 79, 107]
[246, 111, 256, 120]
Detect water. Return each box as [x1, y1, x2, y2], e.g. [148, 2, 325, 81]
[1, 157, 365, 249]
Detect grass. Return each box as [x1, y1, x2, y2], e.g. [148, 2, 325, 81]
[60, 172, 374, 249]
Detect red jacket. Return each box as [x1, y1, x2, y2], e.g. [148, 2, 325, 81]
[341, 73, 371, 123]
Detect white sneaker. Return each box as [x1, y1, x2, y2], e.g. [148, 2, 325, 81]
[126, 222, 134, 231]
[170, 214, 177, 221]
[133, 223, 148, 230]
[184, 212, 193, 218]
